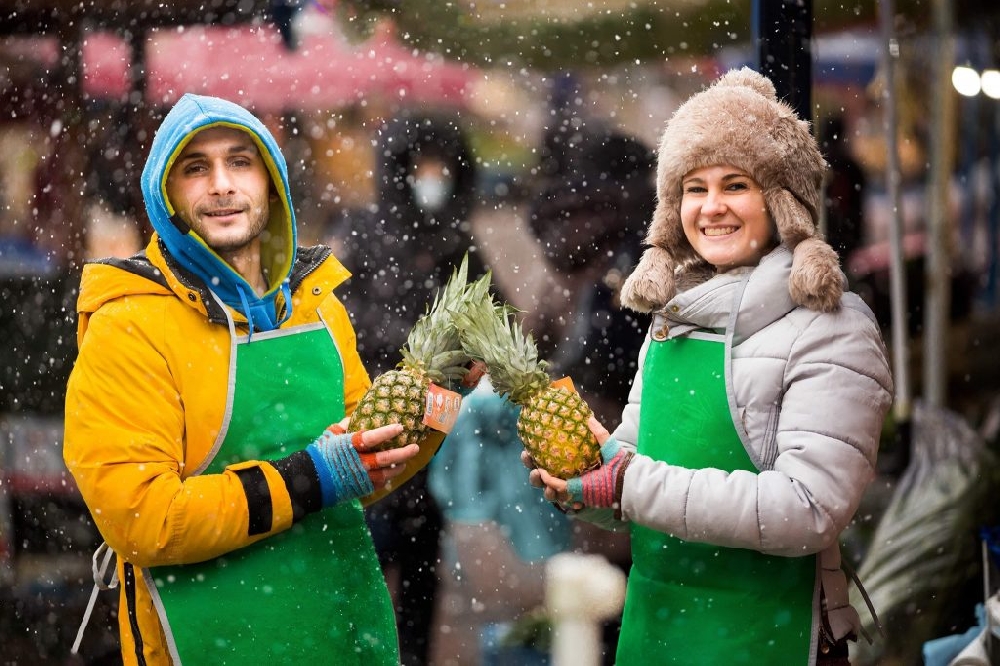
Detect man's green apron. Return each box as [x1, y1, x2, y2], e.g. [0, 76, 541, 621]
[616, 332, 816, 664]
[143, 322, 397, 665]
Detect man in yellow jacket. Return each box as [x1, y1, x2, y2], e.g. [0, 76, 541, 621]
[64, 94, 420, 665]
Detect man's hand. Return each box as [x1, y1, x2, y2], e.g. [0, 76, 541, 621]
[361, 429, 446, 507]
[307, 423, 419, 506]
[326, 422, 420, 492]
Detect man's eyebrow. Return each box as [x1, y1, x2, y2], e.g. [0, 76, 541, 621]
[176, 142, 260, 162]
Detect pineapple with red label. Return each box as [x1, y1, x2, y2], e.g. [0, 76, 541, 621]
[350, 256, 492, 451]
[454, 299, 601, 479]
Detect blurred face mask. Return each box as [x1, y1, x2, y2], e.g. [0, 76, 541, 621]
[413, 175, 451, 213]
[411, 156, 454, 214]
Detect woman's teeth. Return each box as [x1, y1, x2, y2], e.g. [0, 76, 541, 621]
[704, 226, 737, 236]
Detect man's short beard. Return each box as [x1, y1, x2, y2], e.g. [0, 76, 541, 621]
[201, 207, 269, 253]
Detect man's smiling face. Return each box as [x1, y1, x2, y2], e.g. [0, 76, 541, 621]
[166, 126, 275, 255]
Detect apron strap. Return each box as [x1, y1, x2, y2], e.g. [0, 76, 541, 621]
[841, 556, 884, 644]
[71, 542, 118, 654]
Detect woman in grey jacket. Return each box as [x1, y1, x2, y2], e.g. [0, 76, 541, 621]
[531, 68, 893, 665]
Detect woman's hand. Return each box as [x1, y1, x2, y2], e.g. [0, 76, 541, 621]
[525, 416, 614, 510]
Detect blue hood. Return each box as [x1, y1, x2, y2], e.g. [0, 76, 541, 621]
[141, 94, 297, 331]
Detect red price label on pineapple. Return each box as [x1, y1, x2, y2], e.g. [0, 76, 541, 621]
[423, 383, 463, 433]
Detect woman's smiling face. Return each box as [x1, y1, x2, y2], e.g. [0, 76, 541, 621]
[680, 165, 776, 272]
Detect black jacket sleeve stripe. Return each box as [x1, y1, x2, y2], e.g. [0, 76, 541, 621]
[234, 466, 274, 536]
[269, 451, 323, 522]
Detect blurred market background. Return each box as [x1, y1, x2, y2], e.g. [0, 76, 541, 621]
[1, 0, 1000, 664]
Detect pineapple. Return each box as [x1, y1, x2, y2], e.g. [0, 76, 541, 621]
[454, 299, 602, 479]
[350, 255, 492, 451]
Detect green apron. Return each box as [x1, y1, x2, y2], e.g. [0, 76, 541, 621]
[143, 321, 397, 665]
[617, 331, 816, 664]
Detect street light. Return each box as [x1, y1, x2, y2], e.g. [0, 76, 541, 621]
[952, 65, 1000, 99]
[981, 69, 1000, 99]
[952, 65, 981, 96]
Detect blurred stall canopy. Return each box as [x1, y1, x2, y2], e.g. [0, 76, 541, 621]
[0, 1, 475, 114]
[2, 23, 475, 113]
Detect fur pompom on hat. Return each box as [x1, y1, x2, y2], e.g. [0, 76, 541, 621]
[620, 67, 845, 313]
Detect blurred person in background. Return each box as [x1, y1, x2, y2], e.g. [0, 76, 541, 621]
[531, 69, 893, 665]
[63, 94, 421, 665]
[526, 124, 656, 426]
[330, 112, 483, 666]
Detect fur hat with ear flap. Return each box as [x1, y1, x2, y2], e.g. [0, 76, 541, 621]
[619, 67, 845, 314]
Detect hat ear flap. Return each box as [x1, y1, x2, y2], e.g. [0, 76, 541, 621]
[766, 187, 844, 312]
[621, 246, 677, 313]
[620, 198, 681, 313]
[766, 187, 816, 246]
[789, 237, 845, 312]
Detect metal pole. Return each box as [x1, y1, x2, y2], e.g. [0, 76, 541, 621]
[924, 0, 956, 408]
[125, 25, 153, 239]
[753, 0, 813, 121]
[878, 0, 912, 468]
[986, 101, 1000, 308]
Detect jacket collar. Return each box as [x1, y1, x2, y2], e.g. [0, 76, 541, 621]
[662, 245, 797, 344]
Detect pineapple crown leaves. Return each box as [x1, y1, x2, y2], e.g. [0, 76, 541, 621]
[451, 296, 551, 405]
[400, 253, 498, 386]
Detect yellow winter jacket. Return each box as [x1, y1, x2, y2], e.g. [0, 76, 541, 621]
[64, 237, 372, 663]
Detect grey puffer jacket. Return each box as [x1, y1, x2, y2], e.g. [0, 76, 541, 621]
[583, 244, 893, 640]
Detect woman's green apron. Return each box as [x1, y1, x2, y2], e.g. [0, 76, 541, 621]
[142, 321, 397, 665]
[617, 331, 816, 664]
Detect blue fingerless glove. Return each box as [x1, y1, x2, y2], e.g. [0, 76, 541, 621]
[566, 436, 633, 514]
[306, 428, 374, 507]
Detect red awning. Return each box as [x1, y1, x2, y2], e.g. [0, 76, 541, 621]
[17, 22, 477, 113]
